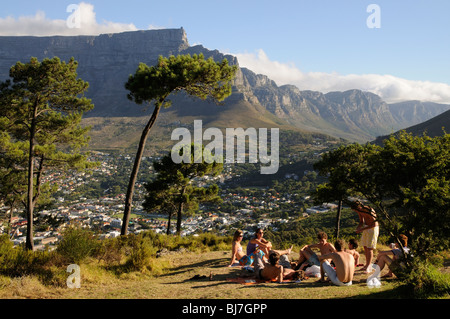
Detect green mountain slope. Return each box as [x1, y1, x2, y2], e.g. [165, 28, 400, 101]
[82, 93, 339, 156]
[373, 108, 450, 145]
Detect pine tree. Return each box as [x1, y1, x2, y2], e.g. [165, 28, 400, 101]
[0, 57, 95, 250]
[313, 143, 378, 238]
[143, 144, 223, 235]
[122, 53, 237, 235]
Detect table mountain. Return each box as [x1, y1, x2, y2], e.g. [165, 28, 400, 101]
[0, 28, 448, 142]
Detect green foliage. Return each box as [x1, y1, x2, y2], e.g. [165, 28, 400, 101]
[401, 259, 450, 298]
[368, 132, 450, 257]
[128, 231, 230, 252]
[56, 226, 100, 264]
[0, 56, 96, 250]
[313, 132, 450, 297]
[121, 53, 237, 235]
[0, 57, 94, 148]
[95, 236, 126, 265]
[0, 131, 28, 211]
[143, 144, 223, 235]
[124, 236, 156, 272]
[125, 53, 237, 108]
[0, 234, 14, 267]
[313, 132, 450, 259]
[313, 142, 378, 205]
[0, 234, 68, 286]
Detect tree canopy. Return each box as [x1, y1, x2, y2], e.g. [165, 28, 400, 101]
[313, 131, 450, 260]
[0, 57, 95, 250]
[143, 144, 223, 235]
[121, 53, 237, 235]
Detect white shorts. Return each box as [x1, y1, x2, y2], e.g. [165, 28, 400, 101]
[322, 261, 352, 286]
[361, 226, 379, 249]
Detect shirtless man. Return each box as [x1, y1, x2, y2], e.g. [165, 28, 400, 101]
[351, 201, 379, 272]
[344, 238, 361, 266]
[254, 251, 300, 283]
[294, 232, 336, 270]
[318, 239, 355, 286]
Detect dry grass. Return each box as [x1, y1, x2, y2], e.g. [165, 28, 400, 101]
[0, 250, 406, 299]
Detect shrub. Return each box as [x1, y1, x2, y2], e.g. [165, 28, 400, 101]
[428, 254, 444, 268]
[126, 241, 152, 271]
[0, 236, 65, 286]
[194, 233, 230, 251]
[57, 226, 99, 264]
[0, 234, 15, 269]
[123, 234, 157, 272]
[94, 237, 124, 266]
[401, 259, 450, 298]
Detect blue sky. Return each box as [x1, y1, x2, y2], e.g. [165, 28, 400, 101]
[1, 1, 450, 103]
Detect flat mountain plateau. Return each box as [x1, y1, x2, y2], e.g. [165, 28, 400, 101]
[1, 28, 449, 149]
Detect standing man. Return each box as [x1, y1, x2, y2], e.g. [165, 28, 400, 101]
[351, 201, 379, 272]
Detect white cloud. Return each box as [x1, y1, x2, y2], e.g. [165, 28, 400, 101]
[233, 49, 450, 104]
[0, 2, 138, 36]
[147, 24, 167, 30]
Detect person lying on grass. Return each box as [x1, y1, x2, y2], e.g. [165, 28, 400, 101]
[254, 251, 304, 283]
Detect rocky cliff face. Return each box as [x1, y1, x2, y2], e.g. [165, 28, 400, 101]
[237, 69, 399, 140]
[236, 68, 449, 140]
[388, 101, 450, 128]
[0, 28, 190, 116]
[0, 29, 448, 142]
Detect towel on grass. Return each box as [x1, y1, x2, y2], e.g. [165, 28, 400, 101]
[226, 277, 303, 285]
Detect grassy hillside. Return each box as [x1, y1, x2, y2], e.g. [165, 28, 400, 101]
[81, 95, 340, 156]
[0, 248, 413, 300]
[1, 230, 448, 300]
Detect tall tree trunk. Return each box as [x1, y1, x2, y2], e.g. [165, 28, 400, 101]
[176, 202, 183, 236]
[121, 105, 161, 235]
[166, 210, 172, 235]
[7, 201, 15, 239]
[25, 105, 38, 251]
[335, 199, 343, 240]
[176, 187, 187, 236]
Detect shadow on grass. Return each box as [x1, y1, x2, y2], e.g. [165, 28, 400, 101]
[342, 283, 414, 299]
[154, 255, 415, 299]
[160, 257, 231, 279]
[226, 277, 415, 300]
[163, 268, 248, 288]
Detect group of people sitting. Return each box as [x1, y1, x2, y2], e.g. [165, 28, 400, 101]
[228, 228, 409, 286]
[228, 228, 298, 282]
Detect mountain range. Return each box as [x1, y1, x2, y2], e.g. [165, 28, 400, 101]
[0, 28, 448, 146]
